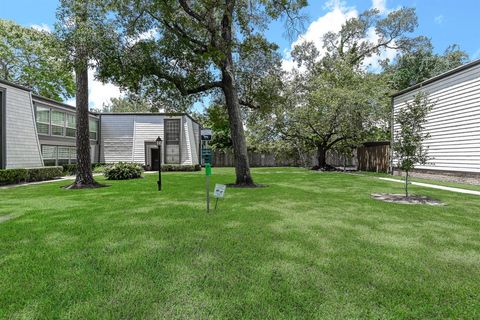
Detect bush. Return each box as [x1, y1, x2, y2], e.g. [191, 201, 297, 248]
[93, 165, 107, 173]
[161, 164, 201, 172]
[26, 167, 64, 182]
[62, 164, 77, 175]
[0, 168, 28, 185]
[0, 167, 63, 185]
[62, 163, 108, 175]
[104, 162, 143, 180]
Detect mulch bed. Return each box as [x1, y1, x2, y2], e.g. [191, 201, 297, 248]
[371, 193, 444, 206]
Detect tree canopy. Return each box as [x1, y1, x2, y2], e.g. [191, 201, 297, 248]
[385, 44, 469, 91]
[0, 19, 75, 101]
[94, 0, 306, 185]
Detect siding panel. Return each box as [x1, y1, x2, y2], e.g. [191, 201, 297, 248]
[100, 115, 134, 163]
[393, 62, 480, 173]
[2, 84, 43, 168]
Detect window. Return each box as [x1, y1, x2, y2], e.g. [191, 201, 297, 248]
[165, 119, 180, 145]
[164, 119, 181, 164]
[41, 145, 76, 166]
[66, 114, 76, 137]
[51, 110, 65, 136]
[89, 120, 98, 140]
[36, 107, 50, 135]
[42, 145, 57, 166]
[70, 147, 77, 164]
[57, 146, 70, 165]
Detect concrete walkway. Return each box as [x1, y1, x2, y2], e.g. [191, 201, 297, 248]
[379, 177, 480, 196]
[0, 174, 102, 190]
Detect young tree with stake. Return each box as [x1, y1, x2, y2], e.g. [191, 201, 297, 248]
[393, 92, 434, 197]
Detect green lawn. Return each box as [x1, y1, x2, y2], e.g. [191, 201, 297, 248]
[1, 168, 480, 319]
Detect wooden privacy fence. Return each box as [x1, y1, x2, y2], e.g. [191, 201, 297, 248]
[356, 142, 390, 173]
[211, 149, 357, 168]
[211, 142, 390, 172]
[211, 151, 302, 167]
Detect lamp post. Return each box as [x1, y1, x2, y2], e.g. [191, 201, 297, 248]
[156, 136, 162, 191]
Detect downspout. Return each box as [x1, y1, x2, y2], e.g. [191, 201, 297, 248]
[389, 96, 395, 175]
[98, 114, 102, 163]
[29, 92, 44, 167]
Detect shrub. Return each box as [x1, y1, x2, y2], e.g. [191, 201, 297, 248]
[26, 167, 64, 182]
[93, 165, 107, 173]
[104, 162, 143, 180]
[62, 164, 77, 175]
[62, 163, 108, 175]
[0, 167, 63, 185]
[0, 168, 28, 185]
[161, 164, 201, 172]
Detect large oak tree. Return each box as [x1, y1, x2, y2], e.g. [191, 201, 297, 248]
[96, 0, 306, 186]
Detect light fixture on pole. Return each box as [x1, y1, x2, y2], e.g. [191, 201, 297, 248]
[156, 136, 162, 191]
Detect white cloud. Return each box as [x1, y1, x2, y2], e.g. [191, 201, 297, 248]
[31, 23, 52, 32]
[282, 1, 357, 71]
[65, 68, 123, 110]
[371, 0, 388, 14]
[434, 15, 444, 24]
[282, 0, 397, 73]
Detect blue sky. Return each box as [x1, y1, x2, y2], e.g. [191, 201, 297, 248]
[2, 0, 480, 108]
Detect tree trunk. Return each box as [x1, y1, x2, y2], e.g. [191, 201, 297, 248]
[67, 60, 98, 188]
[221, 65, 254, 186]
[219, 2, 254, 186]
[405, 170, 409, 197]
[317, 145, 327, 169]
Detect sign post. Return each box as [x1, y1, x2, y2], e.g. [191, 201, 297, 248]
[205, 163, 212, 213]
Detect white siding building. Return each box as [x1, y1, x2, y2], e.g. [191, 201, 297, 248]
[392, 59, 480, 176]
[100, 113, 201, 170]
[0, 79, 201, 170]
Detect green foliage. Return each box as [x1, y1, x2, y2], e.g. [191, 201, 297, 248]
[257, 7, 423, 168]
[393, 92, 434, 196]
[0, 169, 28, 185]
[161, 164, 201, 172]
[386, 44, 469, 91]
[104, 162, 143, 180]
[102, 93, 162, 113]
[95, 0, 303, 112]
[62, 163, 108, 175]
[26, 167, 64, 182]
[0, 19, 75, 101]
[196, 104, 232, 150]
[0, 167, 63, 185]
[55, 0, 114, 70]
[62, 164, 77, 175]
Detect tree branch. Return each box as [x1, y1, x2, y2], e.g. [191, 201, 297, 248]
[152, 67, 223, 95]
[178, 0, 206, 24]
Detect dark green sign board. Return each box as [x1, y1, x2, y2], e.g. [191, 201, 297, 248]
[205, 163, 212, 176]
[202, 148, 212, 164]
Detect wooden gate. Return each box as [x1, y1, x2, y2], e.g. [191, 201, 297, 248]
[357, 142, 390, 173]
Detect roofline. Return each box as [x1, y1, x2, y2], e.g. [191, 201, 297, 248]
[391, 58, 480, 98]
[0, 78, 32, 92]
[32, 94, 78, 112]
[1, 79, 200, 124]
[101, 112, 200, 125]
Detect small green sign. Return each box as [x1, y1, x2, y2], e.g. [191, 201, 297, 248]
[205, 163, 212, 176]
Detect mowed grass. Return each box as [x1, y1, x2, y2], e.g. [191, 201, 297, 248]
[1, 168, 480, 319]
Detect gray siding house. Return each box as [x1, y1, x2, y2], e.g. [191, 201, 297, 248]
[392, 59, 480, 176]
[0, 79, 201, 170]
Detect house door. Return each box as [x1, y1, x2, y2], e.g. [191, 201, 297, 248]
[151, 147, 160, 171]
